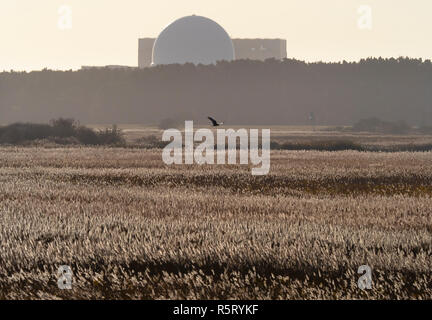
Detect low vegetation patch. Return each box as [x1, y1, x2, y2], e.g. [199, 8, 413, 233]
[352, 117, 411, 134]
[0, 118, 125, 146]
[271, 140, 364, 151]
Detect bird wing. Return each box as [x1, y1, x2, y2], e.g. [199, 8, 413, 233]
[208, 117, 218, 126]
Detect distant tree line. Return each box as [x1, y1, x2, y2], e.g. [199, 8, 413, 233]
[1, 57, 432, 126]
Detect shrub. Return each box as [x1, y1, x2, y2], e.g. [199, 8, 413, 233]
[96, 124, 125, 146]
[75, 126, 100, 145]
[49, 118, 78, 138]
[0, 123, 52, 144]
[0, 119, 125, 146]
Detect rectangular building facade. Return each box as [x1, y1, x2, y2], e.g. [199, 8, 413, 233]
[232, 39, 287, 61]
[138, 38, 287, 68]
[138, 38, 157, 68]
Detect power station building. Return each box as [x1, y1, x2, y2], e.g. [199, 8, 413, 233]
[81, 15, 287, 70]
[139, 38, 287, 68]
[139, 15, 287, 68]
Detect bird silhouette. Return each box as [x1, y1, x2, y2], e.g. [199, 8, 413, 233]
[208, 116, 224, 127]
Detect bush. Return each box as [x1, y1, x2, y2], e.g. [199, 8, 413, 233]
[96, 125, 125, 146]
[75, 126, 100, 145]
[0, 123, 52, 144]
[0, 118, 125, 146]
[50, 118, 77, 137]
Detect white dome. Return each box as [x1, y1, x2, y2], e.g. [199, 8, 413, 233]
[152, 15, 235, 66]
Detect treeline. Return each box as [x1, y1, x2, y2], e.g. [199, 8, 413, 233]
[1, 57, 432, 126]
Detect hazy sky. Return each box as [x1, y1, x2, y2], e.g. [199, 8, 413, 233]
[1, 0, 431, 71]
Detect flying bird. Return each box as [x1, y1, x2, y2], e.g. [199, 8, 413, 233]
[208, 116, 224, 127]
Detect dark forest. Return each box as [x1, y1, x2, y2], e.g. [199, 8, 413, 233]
[1, 57, 431, 126]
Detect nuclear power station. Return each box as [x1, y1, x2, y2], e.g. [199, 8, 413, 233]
[139, 15, 287, 68]
[81, 15, 287, 70]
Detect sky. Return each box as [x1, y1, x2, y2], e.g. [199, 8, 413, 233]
[1, 0, 431, 71]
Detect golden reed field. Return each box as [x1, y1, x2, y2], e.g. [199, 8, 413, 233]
[0, 128, 431, 299]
